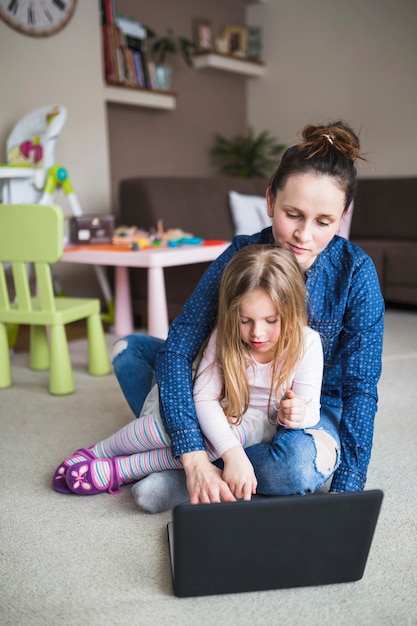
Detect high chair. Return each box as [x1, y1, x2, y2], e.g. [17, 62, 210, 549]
[0, 204, 111, 395]
[0, 105, 67, 204]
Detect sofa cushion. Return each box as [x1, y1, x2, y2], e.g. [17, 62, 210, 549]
[351, 239, 386, 288]
[228, 190, 271, 236]
[352, 239, 417, 306]
[351, 178, 417, 240]
[385, 243, 417, 287]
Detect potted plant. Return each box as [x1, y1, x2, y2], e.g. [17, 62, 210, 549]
[146, 27, 195, 90]
[211, 126, 286, 179]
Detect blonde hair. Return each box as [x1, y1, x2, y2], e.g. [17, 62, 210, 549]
[212, 245, 307, 424]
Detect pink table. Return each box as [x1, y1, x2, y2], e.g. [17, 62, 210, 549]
[61, 242, 230, 339]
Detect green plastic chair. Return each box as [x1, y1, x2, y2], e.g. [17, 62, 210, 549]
[0, 203, 111, 395]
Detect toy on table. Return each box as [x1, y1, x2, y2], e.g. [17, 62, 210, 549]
[112, 219, 203, 249]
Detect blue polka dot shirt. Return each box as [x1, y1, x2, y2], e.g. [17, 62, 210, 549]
[155, 229, 384, 492]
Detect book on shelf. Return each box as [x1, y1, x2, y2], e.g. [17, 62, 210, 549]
[124, 34, 152, 89]
[102, 23, 117, 82]
[132, 50, 145, 88]
[116, 15, 147, 40]
[101, 0, 116, 24]
[101, 12, 156, 91]
[147, 62, 156, 90]
[124, 47, 140, 88]
[110, 23, 125, 83]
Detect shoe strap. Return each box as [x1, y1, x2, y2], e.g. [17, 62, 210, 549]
[107, 459, 122, 494]
[76, 447, 96, 460]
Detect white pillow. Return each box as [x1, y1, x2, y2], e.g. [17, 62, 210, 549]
[229, 190, 271, 236]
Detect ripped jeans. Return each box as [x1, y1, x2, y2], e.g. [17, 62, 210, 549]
[112, 333, 164, 418]
[242, 408, 341, 495]
[112, 333, 341, 495]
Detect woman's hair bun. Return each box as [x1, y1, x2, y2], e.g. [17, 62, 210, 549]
[300, 121, 365, 162]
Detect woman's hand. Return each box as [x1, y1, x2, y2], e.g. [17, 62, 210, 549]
[181, 450, 236, 504]
[278, 389, 306, 428]
[221, 446, 257, 501]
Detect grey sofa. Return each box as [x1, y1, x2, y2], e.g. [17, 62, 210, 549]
[118, 176, 417, 324]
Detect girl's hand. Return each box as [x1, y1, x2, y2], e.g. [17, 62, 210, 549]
[221, 446, 257, 501]
[277, 389, 306, 428]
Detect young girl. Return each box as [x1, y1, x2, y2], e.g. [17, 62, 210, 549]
[52, 246, 323, 498]
[112, 120, 384, 511]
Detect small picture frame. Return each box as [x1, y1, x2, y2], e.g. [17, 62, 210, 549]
[194, 18, 215, 52]
[222, 25, 248, 57]
[247, 26, 263, 61]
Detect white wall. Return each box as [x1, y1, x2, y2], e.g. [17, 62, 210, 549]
[247, 0, 417, 177]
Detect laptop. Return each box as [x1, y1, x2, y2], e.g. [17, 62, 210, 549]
[167, 489, 383, 597]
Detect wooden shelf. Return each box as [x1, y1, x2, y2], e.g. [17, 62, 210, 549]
[104, 84, 176, 110]
[193, 52, 266, 77]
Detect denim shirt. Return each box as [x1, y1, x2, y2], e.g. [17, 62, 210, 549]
[155, 228, 384, 492]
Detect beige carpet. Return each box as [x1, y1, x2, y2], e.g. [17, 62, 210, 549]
[1, 310, 416, 626]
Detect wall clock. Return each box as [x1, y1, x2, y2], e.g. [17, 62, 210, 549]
[0, 0, 77, 38]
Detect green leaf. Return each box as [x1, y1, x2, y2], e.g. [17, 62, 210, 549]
[149, 27, 195, 67]
[211, 127, 286, 178]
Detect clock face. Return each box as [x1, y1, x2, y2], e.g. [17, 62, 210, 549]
[0, 0, 77, 38]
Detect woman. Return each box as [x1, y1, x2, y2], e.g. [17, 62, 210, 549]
[113, 120, 384, 512]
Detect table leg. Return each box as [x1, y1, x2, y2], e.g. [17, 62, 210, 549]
[114, 265, 134, 336]
[147, 266, 169, 339]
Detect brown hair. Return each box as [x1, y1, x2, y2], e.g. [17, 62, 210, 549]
[213, 245, 307, 424]
[268, 121, 366, 211]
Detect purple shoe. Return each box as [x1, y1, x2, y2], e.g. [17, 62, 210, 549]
[52, 448, 97, 494]
[66, 458, 123, 495]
